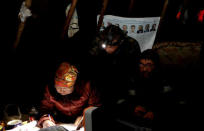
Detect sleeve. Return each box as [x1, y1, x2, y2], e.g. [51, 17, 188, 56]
[37, 86, 55, 128]
[87, 81, 102, 107]
[40, 86, 54, 112]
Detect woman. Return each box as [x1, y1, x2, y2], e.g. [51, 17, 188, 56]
[37, 61, 101, 129]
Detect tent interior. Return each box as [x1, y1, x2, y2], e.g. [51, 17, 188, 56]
[1, 0, 203, 130]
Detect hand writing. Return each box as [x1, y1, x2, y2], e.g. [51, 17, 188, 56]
[144, 111, 154, 120]
[134, 105, 146, 117]
[42, 120, 56, 128]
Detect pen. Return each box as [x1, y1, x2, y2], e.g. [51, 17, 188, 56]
[48, 114, 51, 121]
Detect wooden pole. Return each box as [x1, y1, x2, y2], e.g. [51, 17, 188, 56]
[160, 0, 169, 20]
[155, 0, 169, 43]
[128, 0, 134, 16]
[61, 0, 78, 40]
[13, 0, 32, 49]
[96, 0, 109, 33]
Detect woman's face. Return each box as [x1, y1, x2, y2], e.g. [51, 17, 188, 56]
[55, 86, 74, 95]
[55, 74, 77, 95]
[54, 63, 78, 95]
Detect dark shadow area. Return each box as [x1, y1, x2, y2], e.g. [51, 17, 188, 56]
[1, 0, 203, 130]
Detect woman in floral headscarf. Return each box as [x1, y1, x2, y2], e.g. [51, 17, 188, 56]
[37, 61, 101, 129]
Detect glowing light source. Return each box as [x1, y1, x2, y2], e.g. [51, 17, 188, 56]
[102, 43, 106, 49]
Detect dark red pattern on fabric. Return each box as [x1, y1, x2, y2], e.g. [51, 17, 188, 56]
[38, 81, 101, 127]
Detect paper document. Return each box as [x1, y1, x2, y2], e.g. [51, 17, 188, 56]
[59, 124, 84, 131]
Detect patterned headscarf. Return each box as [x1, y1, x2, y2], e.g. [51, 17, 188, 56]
[55, 62, 78, 89]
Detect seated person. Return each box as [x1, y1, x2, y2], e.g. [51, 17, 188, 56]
[118, 49, 164, 128]
[89, 25, 141, 108]
[37, 61, 101, 129]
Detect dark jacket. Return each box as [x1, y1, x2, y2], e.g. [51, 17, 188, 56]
[89, 36, 141, 106]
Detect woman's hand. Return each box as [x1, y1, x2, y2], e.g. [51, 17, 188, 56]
[134, 105, 146, 117]
[42, 120, 56, 128]
[144, 111, 154, 120]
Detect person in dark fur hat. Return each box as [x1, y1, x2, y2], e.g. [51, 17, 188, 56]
[89, 25, 141, 108]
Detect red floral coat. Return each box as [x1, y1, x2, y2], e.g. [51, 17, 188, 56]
[37, 81, 101, 127]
